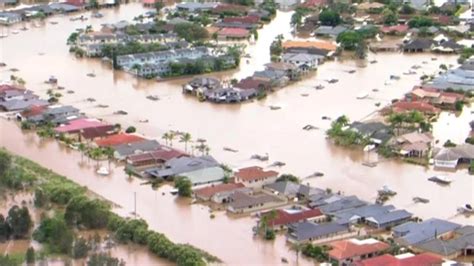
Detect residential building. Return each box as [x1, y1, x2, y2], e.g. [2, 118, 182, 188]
[253, 69, 289, 87]
[217, 28, 250, 41]
[194, 183, 245, 202]
[332, 204, 413, 229]
[26, 105, 81, 125]
[349, 122, 392, 145]
[287, 222, 354, 244]
[0, 12, 21, 25]
[263, 181, 325, 200]
[263, 207, 326, 229]
[393, 218, 462, 246]
[265, 62, 301, 80]
[408, 86, 465, 109]
[282, 52, 323, 72]
[328, 238, 390, 265]
[227, 190, 287, 214]
[234, 166, 279, 188]
[434, 144, 474, 168]
[145, 156, 225, 186]
[126, 146, 187, 173]
[387, 101, 441, 115]
[113, 140, 161, 160]
[390, 132, 433, 158]
[431, 57, 474, 91]
[413, 226, 474, 259]
[309, 195, 367, 211]
[314, 25, 348, 38]
[176, 2, 218, 12]
[380, 24, 409, 35]
[95, 133, 146, 147]
[54, 118, 115, 141]
[283, 40, 337, 56]
[355, 253, 444, 266]
[402, 39, 435, 53]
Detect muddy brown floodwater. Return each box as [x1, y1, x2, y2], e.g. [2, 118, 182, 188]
[0, 2, 473, 265]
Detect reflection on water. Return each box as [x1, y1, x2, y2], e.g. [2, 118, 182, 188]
[0, 2, 473, 264]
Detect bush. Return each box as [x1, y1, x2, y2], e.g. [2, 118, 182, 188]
[465, 137, 474, 145]
[443, 140, 456, 147]
[301, 243, 329, 262]
[319, 9, 342, 26]
[125, 126, 136, 133]
[33, 215, 73, 254]
[64, 196, 110, 229]
[25, 247, 35, 264]
[174, 177, 192, 197]
[455, 101, 464, 111]
[264, 229, 275, 240]
[276, 174, 299, 183]
[72, 238, 89, 259]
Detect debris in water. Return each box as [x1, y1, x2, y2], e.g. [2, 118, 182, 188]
[303, 125, 318, 130]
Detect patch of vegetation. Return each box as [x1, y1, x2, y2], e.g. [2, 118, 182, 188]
[319, 8, 342, 26]
[276, 174, 299, 183]
[326, 116, 369, 147]
[301, 243, 330, 262]
[443, 140, 457, 147]
[174, 176, 193, 197]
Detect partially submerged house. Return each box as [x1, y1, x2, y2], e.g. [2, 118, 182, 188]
[314, 25, 348, 38]
[113, 139, 161, 160]
[217, 28, 250, 41]
[393, 218, 462, 246]
[263, 207, 326, 229]
[287, 222, 354, 244]
[355, 252, 444, 266]
[282, 52, 323, 72]
[349, 122, 392, 145]
[25, 105, 81, 125]
[227, 190, 287, 214]
[54, 118, 116, 141]
[413, 226, 474, 259]
[145, 155, 225, 186]
[431, 57, 474, 91]
[434, 144, 474, 168]
[331, 204, 413, 229]
[328, 238, 390, 265]
[233, 166, 279, 188]
[263, 181, 325, 201]
[193, 183, 245, 202]
[95, 133, 145, 147]
[126, 147, 187, 174]
[389, 131, 433, 158]
[402, 39, 435, 53]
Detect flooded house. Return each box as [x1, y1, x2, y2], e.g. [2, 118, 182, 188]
[0, 86, 48, 112]
[314, 25, 349, 39]
[24, 105, 81, 125]
[282, 40, 337, 57]
[54, 118, 116, 142]
[392, 218, 462, 246]
[217, 28, 250, 41]
[328, 238, 390, 266]
[389, 131, 433, 158]
[233, 166, 279, 188]
[407, 86, 465, 110]
[412, 226, 474, 259]
[175, 2, 218, 13]
[125, 146, 188, 176]
[226, 190, 287, 214]
[434, 144, 474, 168]
[113, 139, 161, 160]
[261, 207, 326, 230]
[386, 101, 441, 116]
[95, 133, 145, 147]
[431, 57, 474, 91]
[402, 39, 435, 53]
[355, 252, 444, 266]
[0, 12, 22, 25]
[145, 155, 225, 186]
[193, 183, 246, 202]
[265, 62, 301, 81]
[281, 52, 323, 73]
[348, 122, 392, 145]
[263, 181, 325, 201]
[287, 222, 354, 244]
[253, 69, 289, 87]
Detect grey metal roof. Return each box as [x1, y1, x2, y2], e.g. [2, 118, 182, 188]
[0, 99, 49, 111]
[288, 222, 349, 241]
[228, 191, 281, 210]
[49, 3, 79, 12]
[415, 226, 474, 256]
[319, 195, 368, 214]
[146, 155, 220, 177]
[264, 181, 325, 198]
[393, 218, 462, 245]
[114, 140, 161, 157]
[333, 204, 395, 225]
[315, 25, 348, 37]
[366, 209, 412, 226]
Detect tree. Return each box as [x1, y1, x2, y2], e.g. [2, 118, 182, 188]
[399, 3, 415, 14]
[276, 174, 299, 183]
[64, 196, 110, 229]
[102, 146, 115, 171]
[131, 64, 141, 76]
[382, 8, 399, 25]
[25, 247, 35, 264]
[34, 188, 47, 208]
[162, 132, 171, 146]
[0, 150, 12, 177]
[67, 32, 79, 45]
[72, 238, 89, 259]
[408, 16, 434, 28]
[174, 23, 209, 42]
[174, 177, 192, 197]
[0, 214, 10, 241]
[439, 64, 448, 71]
[337, 31, 363, 50]
[33, 215, 74, 254]
[89, 0, 99, 9]
[319, 9, 342, 26]
[7, 205, 32, 239]
[455, 101, 464, 111]
[125, 126, 136, 133]
[89, 148, 103, 167]
[180, 133, 192, 152]
[154, 1, 164, 12]
[78, 143, 86, 162]
[87, 253, 125, 266]
[168, 131, 176, 147]
[355, 41, 368, 59]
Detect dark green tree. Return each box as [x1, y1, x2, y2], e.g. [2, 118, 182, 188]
[7, 205, 32, 239]
[174, 177, 192, 197]
[319, 9, 342, 26]
[25, 247, 35, 264]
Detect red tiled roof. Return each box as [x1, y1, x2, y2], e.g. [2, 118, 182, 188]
[218, 27, 249, 38]
[265, 208, 324, 227]
[95, 133, 145, 147]
[391, 101, 441, 114]
[234, 166, 278, 182]
[356, 253, 443, 266]
[194, 183, 245, 199]
[0, 84, 21, 92]
[20, 105, 47, 118]
[127, 146, 187, 163]
[55, 118, 108, 134]
[381, 24, 409, 34]
[301, 0, 327, 8]
[329, 239, 390, 260]
[81, 125, 117, 140]
[235, 77, 270, 90]
[223, 16, 260, 24]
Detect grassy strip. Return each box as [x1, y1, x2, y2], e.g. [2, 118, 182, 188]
[1, 148, 220, 265]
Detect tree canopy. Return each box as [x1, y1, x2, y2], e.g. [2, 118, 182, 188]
[319, 9, 342, 26]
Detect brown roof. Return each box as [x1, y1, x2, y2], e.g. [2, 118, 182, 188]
[194, 183, 245, 199]
[391, 101, 441, 114]
[81, 125, 117, 140]
[218, 27, 250, 38]
[265, 208, 324, 227]
[223, 16, 259, 24]
[234, 166, 278, 181]
[283, 40, 337, 52]
[234, 77, 271, 90]
[329, 239, 390, 260]
[127, 147, 187, 164]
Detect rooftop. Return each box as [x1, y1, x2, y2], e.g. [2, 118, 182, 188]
[194, 183, 245, 199]
[283, 40, 337, 52]
[54, 118, 108, 133]
[355, 253, 443, 266]
[265, 208, 324, 227]
[234, 166, 279, 182]
[95, 133, 145, 147]
[393, 218, 461, 246]
[329, 238, 390, 260]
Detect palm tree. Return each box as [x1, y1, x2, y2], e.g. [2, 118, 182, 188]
[168, 131, 175, 147]
[180, 132, 192, 152]
[89, 148, 103, 167]
[162, 132, 170, 146]
[78, 143, 86, 162]
[102, 147, 115, 171]
[290, 242, 304, 265]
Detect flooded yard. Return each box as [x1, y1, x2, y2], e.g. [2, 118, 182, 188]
[0, 2, 473, 265]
